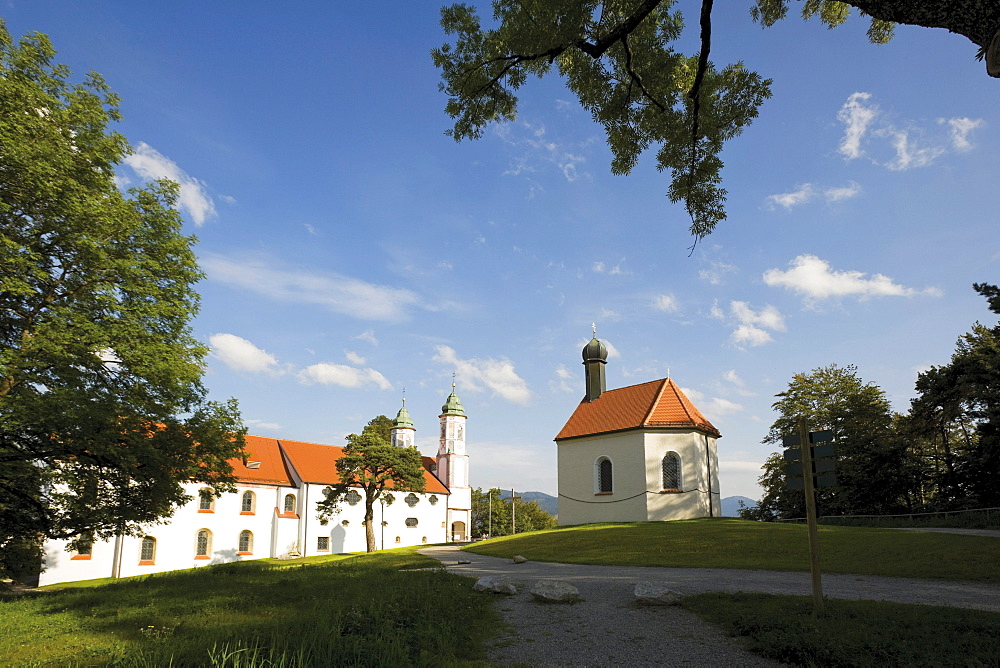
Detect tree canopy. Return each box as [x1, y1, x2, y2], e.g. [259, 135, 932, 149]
[0, 23, 245, 578]
[316, 416, 427, 552]
[434, 1, 999, 243]
[470, 487, 557, 537]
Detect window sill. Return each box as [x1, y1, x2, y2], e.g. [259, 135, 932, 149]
[659, 489, 683, 494]
[316, 549, 329, 553]
[194, 555, 210, 560]
[198, 509, 214, 513]
[237, 551, 252, 556]
[71, 554, 92, 560]
[240, 511, 255, 515]
[594, 492, 613, 496]
[139, 560, 155, 566]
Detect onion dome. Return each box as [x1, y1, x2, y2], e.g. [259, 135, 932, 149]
[392, 400, 414, 429]
[582, 336, 608, 363]
[441, 384, 466, 416]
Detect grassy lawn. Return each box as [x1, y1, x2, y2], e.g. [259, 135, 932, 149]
[0, 547, 496, 666]
[463, 518, 1000, 583]
[681, 593, 1000, 667]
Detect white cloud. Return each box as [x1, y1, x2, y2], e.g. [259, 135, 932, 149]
[653, 293, 679, 313]
[202, 254, 422, 322]
[433, 345, 532, 405]
[245, 419, 283, 432]
[555, 364, 573, 380]
[297, 362, 392, 390]
[706, 397, 744, 415]
[763, 254, 940, 301]
[880, 129, 944, 171]
[699, 261, 736, 285]
[599, 307, 621, 321]
[123, 142, 216, 225]
[550, 364, 576, 393]
[838, 92, 878, 160]
[766, 182, 861, 210]
[714, 301, 785, 348]
[354, 329, 379, 346]
[344, 350, 366, 365]
[592, 258, 626, 275]
[496, 121, 590, 184]
[209, 333, 280, 374]
[944, 117, 984, 151]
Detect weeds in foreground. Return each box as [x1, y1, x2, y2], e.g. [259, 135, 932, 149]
[681, 592, 1000, 667]
[0, 548, 496, 666]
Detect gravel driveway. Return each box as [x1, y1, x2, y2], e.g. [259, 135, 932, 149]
[418, 544, 1000, 667]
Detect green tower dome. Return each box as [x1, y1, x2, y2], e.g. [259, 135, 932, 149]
[392, 401, 414, 429]
[441, 385, 466, 416]
[582, 336, 608, 362]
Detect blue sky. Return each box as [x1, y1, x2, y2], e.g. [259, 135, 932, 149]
[8, 2, 997, 500]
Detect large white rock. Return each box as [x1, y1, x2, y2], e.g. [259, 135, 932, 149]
[530, 579, 580, 603]
[634, 581, 683, 606]
[473, 575, 518, 595]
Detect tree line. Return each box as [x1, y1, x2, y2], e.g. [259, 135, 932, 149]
[470, 488, 557, 538]
[745, 284, 1000, 521]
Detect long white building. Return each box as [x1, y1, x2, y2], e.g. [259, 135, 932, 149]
[38, 390, 471, 586]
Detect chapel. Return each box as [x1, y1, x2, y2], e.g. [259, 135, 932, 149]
[554, 334, 721, 525]
[37, 388, 471, 586]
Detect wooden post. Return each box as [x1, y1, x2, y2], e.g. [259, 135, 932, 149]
[799, 417, 824, 612]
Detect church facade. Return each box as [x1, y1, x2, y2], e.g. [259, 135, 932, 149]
[37, 389, 471, 586]
[555, 335, 721, 525]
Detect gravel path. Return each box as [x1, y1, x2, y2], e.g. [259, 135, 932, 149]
[418, 545, 1000, 667]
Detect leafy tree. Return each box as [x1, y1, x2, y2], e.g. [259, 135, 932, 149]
[316, 416, 427, 552]
[756, 364, 907, 519]
[0, 23, 245, 578]
[470, 487, 556, 537]
[908, 284, 1000, 507]
[433, 1, 999, 244]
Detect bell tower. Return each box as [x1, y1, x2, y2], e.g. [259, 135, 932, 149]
[390, 397, 415, 448]
[582, 324, 608, 402]
[437, 382, 471, 541]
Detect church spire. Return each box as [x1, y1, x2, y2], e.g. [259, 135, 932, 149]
[390, 394, 415, 447]
[582, 328, 608, 402]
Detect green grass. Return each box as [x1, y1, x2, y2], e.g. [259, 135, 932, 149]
[0, 547, 497, 666]
[463, 518, 1000, 583]
[681, 593, 1000, 667]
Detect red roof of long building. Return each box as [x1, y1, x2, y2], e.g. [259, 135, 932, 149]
[555, 378, 721, 441]
[239, 436, 449, 494]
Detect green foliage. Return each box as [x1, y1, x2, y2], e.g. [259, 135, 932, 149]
[464, 518, 1000, 583]
[432, 1, 772, 242]
[470, 487, 557, 537]
[0, 22, 245, 578]
[682, 593, 1000, 667]
[316, 416, 427, 552]
[750, 0, 895, 43]
[0, 547, 497, 666]
[755, 364, 909, 519]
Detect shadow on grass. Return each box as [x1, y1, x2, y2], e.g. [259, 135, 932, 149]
[1, 548, 497, 666]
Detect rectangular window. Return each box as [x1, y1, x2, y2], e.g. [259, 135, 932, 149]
[317, 536, 329, 552]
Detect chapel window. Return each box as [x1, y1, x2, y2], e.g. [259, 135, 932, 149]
[662, 453, 682, 491]
[140, 536, 156, 564]
[383, 493, 395, 506]
[196, 529, 212, 558]
[405, 517, 418, 527]
[284, 493, 296, 513]
[346, 490, 362, 506]
[198, 488, 215, 512]
[238, 530, 253, 554]
[241, 490, 255, 513]
[429, 495, 438, 505]
[72, 533, 93, 560]
[317, 536, 330, 552]
[597, 457, 613, 493]
[405, 493, 419, 507]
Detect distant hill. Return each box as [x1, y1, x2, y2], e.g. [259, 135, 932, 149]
[510, 491, 753, 518]
[721, 496, 757, 517]
[517, 490, 558, 516]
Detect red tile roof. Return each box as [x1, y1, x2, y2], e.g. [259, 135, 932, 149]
[555, 378, 721, 441]
[230, 435, 294, 486]
[276, 438, 449, 494]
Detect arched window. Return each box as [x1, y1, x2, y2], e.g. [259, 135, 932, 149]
[198, 488, 215, 512]
[140, 536, 156, 564]
[596, 457, 613, 493]
[238, 530, 253, 554]
[241, 490, 255, 513]
[662, 452, 681, 491]
[284, 493, 296, 513]
[196, 529, 212, 558]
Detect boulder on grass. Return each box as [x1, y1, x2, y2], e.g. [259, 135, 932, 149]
[512, 555, 528, 564]
[530, 579, 580, 603]
[473, 575, 518, 595]
[634, 581, 683, 606]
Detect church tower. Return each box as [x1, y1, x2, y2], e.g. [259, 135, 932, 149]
[390, 398, 415, 448]
[582, 327, 608, 402]
[437, 383, 471, 541]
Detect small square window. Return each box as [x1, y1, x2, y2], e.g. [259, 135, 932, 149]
[317, 536, 330, 552]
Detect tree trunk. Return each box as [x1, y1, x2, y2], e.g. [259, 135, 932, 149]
[364, 494, 376, 553]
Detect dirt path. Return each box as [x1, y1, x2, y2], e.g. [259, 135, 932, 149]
[418, 545, 999, 667]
